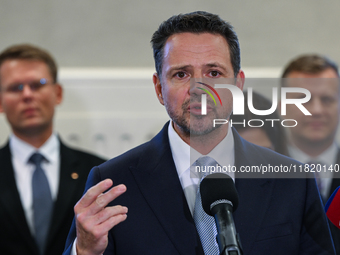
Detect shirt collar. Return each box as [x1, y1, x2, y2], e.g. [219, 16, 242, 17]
[9, 133, 59, 164]
[168, 121, 235, 177]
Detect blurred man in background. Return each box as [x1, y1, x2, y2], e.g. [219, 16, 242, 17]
[282, 54, 340, 253]
[282, 54, 340, 201]
[0, 44, 105, 255]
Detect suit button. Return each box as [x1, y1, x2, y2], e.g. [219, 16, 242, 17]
[71, 172, 79, 179]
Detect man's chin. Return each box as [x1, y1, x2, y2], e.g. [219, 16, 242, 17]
[17, 122, 49, 135]
[189, 124, 220, 136]
[301, 134, 331, 144]
[189, 115, 225, 135]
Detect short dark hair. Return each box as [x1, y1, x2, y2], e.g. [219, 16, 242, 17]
[151, 11, 241, 78]
[0, 44, 58, 83]
[281, 54, 339, 78]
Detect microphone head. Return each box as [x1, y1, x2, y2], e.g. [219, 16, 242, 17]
[200, 173, 239, 216]
[325, 186, 340, 229]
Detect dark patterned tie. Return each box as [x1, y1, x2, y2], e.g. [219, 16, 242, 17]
[29, 153, 53, 255]
[193, 156, 219, 254]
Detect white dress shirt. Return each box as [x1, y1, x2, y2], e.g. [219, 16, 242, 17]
[71, 122, 235, 254]
[288, 143, 337, 199]
[10, 133, 60, 234]
[168, 121, 235, 215]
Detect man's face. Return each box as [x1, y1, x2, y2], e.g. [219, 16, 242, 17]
[0, 59, 62, 136]
[153, 32, 244, 138]
[284, 68, 340, 146]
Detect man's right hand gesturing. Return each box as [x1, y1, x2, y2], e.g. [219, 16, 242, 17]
[74, 179, 128, 255]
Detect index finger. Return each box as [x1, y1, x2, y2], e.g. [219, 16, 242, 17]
[78, 179, 114, 208]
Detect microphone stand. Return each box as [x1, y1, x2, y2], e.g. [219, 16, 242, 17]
[211, 202, 243, 255]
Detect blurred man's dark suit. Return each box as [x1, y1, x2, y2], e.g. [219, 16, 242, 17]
[0, 140, 105, 255]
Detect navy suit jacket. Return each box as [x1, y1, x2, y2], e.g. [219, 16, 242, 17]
[0, 139, 105, 255]
[64, 123, 335, 254]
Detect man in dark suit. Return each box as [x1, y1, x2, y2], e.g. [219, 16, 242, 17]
[281, 54, 340, 253]
[64, 12, 335, 255]
[0, 44, 105, 255]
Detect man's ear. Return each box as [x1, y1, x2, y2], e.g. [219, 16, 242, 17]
[236, 70, 245, 91]
[55, 83, 63, 105]
[153, 73, 164, 105]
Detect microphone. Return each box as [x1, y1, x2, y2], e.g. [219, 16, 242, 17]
[325, 186, 340, 229]
[200, 173, 242, 255]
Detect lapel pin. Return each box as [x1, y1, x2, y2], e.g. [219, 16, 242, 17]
[71, 172, 79, 180]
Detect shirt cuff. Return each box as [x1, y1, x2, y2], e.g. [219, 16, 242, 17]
[71, 238, 103, 255]
[71, 238, 77, 255]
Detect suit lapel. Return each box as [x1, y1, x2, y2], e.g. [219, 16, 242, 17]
[0, 143, 39, 254]
[129, 123, 204, 255]
[232, 129, 275, 254]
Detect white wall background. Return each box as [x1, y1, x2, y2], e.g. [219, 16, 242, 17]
[1, 1, 339, 68]
[0, 0, 339, 158]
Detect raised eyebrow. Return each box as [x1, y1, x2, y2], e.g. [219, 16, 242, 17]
[206, 63, 228, 71]
[170, 65, 192, 72]
[166, 65, 192, 77]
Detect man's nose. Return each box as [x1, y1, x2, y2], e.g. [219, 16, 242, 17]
[22, 84, 34, 97]
[189, 78, 211, 95]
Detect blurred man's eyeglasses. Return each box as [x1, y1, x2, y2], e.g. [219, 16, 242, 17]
[1, 78, 53, 94]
